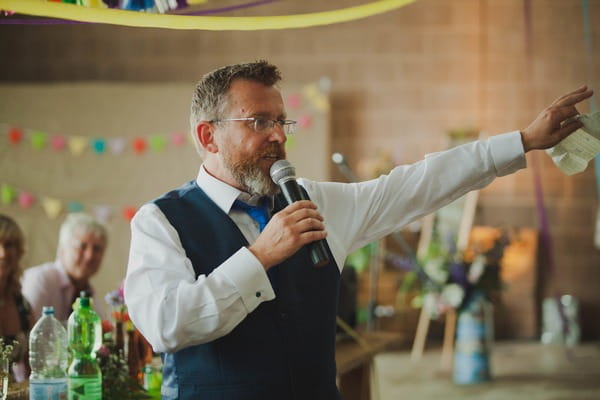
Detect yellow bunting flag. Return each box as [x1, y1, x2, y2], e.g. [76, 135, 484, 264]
[302, 83, 329, 111]
[0, 0, 416, 31]
[303, 83, 320, 100]
[68, 136, 88, 156]
[313, 97, 330, 112]
[42, 197, 63, 219]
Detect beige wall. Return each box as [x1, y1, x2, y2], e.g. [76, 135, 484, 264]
[0, 0, 598, 339]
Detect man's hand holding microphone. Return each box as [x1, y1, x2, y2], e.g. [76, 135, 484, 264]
[248, 160, 330, 270]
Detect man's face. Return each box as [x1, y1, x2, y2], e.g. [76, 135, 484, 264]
[213, 79, 287, 196]
[60, 230, 106, 284]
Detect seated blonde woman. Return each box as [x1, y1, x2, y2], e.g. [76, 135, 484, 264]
[0, 214, 34, 382]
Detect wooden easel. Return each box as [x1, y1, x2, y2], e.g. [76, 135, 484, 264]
[409, 190, 479, 371]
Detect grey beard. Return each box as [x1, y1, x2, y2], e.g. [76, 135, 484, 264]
[228, 161, 280, 197]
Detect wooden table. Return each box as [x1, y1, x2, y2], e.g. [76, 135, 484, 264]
[336, 331, 405, 400]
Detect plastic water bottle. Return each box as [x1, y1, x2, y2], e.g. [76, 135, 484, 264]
[67, 292, 102, 400]
[29, 306, 68, 400]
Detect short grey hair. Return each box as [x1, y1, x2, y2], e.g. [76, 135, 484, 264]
[189, 60, 282, 154]
[57, 212, 107, 255]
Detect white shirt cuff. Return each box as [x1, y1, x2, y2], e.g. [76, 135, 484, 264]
[489, 131, 527, 176]
[218, 247, 275, 311]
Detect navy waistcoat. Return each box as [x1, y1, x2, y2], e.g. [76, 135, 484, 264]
[153, 180, 341, 400]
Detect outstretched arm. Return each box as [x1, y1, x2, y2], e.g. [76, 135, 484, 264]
[521, 85, 594, 152]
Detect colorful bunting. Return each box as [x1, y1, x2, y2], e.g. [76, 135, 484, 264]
[0, 80, 327, 226]
[0, 0, 416, 31]
[51, 135, 66, 151]
[1, 184, 16, 205]
[67, 201, 84, 213]
[132, 137, 147, 155]
[109, 137, 126, 155]
[30, 131, 47, 150]
[285, 134, 295, 151]
[1, 182, 139, 223]
[69, 136, 88, 156]
[122, 206, 137, 221]
[17, 191, 35, 209]
[297, 115, 313, 129]
[149, 135, 167, 151]
[1, 86, 319, 158]
[42, 197, 62, 219]
[286, 94, 301, 110]
[8, 127, 23, 144]
[93, 205, 113, 224]
[91, 138, 106, 154]
[170, 132, 185, 147]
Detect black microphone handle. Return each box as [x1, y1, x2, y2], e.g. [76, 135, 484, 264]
[279, 179, 330, 267]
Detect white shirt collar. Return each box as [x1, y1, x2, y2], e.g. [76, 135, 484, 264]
[196, 165, 242, 214]
[196, 165, 274, 212]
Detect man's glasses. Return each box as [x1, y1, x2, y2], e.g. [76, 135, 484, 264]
[212, 117, 297, 135]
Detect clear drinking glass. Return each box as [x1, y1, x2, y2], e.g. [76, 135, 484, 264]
[0, 357, 9, 400]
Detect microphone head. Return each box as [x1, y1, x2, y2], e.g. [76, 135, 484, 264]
[270, 159, 296, 184]
[331, 152, 345, 165]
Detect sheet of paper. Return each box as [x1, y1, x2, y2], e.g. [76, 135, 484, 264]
[546, 111, 600, 175]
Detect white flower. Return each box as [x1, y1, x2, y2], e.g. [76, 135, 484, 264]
[423, 292, 441, 316]
[423, 257, 448, 284]
[468, 255, 486, 284]
[441, 283, 465, 309]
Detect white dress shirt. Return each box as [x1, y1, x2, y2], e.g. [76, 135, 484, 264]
[125, 131, 526, 353]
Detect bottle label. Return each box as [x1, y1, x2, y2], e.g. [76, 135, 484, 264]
[30, 380, 68, 400]
[68, 376, 102, 400]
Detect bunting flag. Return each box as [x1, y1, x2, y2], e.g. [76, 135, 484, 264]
[0, 0, 417, 31]
[0, 84, 326, 224]
[1, 84, 320, 157]
[18, 192, 35, 209]
[1, 184, 16, 205]
[69, 136, 88, 156]
[2, 124, 189, 157]
[41, 197, 63, 219]
[0, 182, 137, 222]
[1, 82, 322, 157]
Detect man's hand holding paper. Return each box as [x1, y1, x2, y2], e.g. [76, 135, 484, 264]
[546, 111, 600, 175]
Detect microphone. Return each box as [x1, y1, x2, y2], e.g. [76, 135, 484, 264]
[331, 152, 358, 182]
[270, 159, 330, 268]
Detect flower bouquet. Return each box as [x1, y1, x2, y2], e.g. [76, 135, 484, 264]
[99, 283, 151, 400]
[0, 338, 15, 400]
[403, 228, 508, 319]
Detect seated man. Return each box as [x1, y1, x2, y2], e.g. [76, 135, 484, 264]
[22, 212, 107, 323]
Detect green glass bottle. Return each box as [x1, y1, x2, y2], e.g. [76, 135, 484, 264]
[67, 292, 102, 400]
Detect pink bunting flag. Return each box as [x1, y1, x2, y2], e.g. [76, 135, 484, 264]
[18, 192, 35, 209]
[286, 94, 302, 110]
[170, 132, 186, 147]
[51, 135, 66, 152]
[297, 115, 313, 129]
